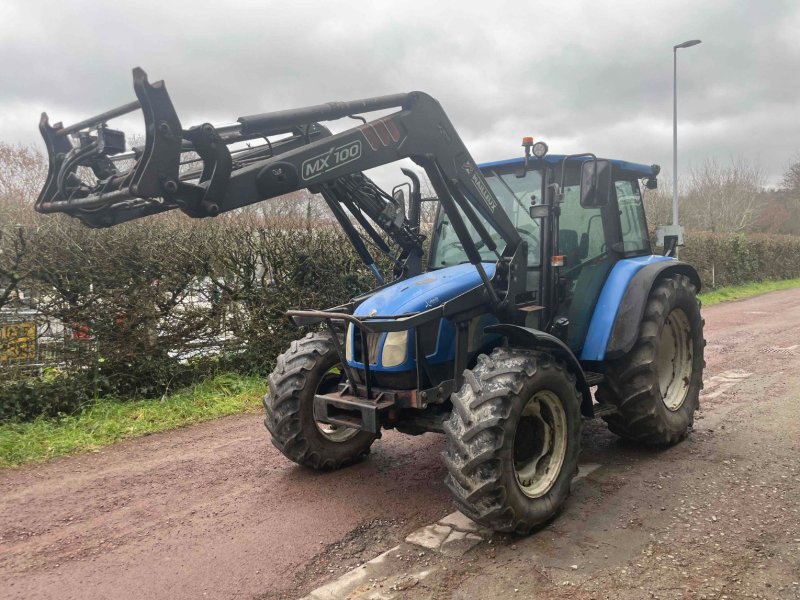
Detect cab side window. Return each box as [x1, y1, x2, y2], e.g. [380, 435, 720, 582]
[558, 184, 605, 267]
[616, 180, 650, 254]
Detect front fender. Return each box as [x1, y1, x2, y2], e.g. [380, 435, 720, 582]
[484, 324, 594, 417]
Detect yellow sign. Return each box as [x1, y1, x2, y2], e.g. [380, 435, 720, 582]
[0, 322, 37, 363]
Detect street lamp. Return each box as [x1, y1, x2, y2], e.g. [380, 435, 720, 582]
[672, 39, 702, 237]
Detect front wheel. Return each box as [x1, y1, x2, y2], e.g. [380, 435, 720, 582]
[443, 348, 582, 534]
[265, 332, 376, 470]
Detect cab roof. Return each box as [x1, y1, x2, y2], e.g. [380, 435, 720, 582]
[478, 155, 659, 179]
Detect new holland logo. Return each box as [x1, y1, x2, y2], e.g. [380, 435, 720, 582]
[301, 140, 362, 181]
[463, 162, 497, 213]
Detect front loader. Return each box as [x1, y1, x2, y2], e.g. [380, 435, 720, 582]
[36, 68, 705, 533]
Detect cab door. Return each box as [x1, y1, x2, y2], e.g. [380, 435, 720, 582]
[551, 165, 622, 353]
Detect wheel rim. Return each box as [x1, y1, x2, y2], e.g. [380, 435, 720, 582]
[513, 390, 568, 498]
[657, 308, 693, 411]
[314, 368, 360, 443]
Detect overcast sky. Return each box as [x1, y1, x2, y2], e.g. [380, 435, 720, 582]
[1, 0, 798, 189]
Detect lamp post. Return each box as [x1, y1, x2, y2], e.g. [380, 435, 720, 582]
[672, 39, 702, 231]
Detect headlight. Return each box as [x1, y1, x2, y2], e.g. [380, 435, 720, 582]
[381, 330, 408, 367]
[345, 323, 353, 362]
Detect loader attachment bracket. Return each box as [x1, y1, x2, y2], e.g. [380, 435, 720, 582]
[179, 124, 232, 217]
[36, 68, 186, 227]
[129, 67, 183, 199]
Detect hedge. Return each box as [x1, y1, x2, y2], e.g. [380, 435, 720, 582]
[680, 232, 800, 289]
[0, 207, 380, 421]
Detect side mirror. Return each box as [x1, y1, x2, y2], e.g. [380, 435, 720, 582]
[580, 159, 612, 208]
[392, 186, 406, 206]
[391, 185, 408, 225]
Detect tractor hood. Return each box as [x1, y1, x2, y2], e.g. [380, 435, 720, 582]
[354, 263, 497, 317]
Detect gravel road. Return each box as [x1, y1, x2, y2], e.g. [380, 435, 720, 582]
[2, 289, 799, 599]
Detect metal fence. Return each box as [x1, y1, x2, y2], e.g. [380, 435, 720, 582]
[0, 305, 69, 375]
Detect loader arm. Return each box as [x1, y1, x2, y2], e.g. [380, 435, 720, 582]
[36, 68, 525, 311]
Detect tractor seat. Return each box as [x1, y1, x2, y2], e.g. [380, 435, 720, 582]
[558, 229, 580, 267]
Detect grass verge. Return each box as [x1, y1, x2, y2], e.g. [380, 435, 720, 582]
[0, 373, 265, 468]
[698, 277, 800, 306]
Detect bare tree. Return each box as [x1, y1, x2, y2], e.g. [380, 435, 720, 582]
[0, 144, 48, 311]
[681, 157, 765, 233]
[781, 154, 800, 193]
[0, 220, 27, 311]
[641, 177, 672, 231]
[755, 156, 800, 235]
[0, 143, 47, 205]
[252, 189, 329, 222]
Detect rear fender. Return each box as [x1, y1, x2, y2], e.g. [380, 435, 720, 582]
[484, 324, 594, 417]
[604, 261, 701, 360]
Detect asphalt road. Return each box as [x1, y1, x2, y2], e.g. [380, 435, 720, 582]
[2, 288, 799, 599]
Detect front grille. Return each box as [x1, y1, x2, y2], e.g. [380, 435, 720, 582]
[353, 331, 382, 364]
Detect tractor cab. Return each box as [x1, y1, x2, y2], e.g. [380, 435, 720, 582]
[429, 154, 657, 356]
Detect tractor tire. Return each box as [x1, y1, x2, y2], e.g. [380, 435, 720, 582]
[596, 273, 705, 445]
[443, 348, 582, 534]
[264, 332, 376, 470]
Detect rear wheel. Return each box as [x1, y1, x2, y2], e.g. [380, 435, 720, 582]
[265, 332, 376, 470]
[597, 274, 705, 445]
[443, 348, 582, 534]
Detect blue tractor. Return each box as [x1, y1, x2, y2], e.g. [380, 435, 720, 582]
[36, 69, 705, 533]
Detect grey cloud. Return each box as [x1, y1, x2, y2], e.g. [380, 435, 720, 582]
[1, 0, 798, 187]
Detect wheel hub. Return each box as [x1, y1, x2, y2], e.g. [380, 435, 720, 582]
[513, 390, 568, 498]
[657, 308, 693, 411]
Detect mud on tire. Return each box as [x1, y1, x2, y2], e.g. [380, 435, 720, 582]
[265, 332, 376, 470]
[443, 348, 582, 534]
[596, 274, 705, 445]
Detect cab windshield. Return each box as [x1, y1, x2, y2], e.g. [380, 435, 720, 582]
[429, 166, 543, 267]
